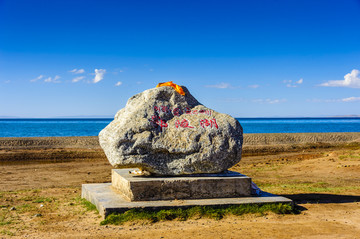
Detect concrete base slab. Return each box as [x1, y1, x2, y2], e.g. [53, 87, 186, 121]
[112, 168, 251, 201]
[82, 183, 293, 218]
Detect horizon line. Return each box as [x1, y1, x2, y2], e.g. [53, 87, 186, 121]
[1, 116, 360, 119]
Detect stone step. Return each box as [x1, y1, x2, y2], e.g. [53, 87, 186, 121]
[111, 168, 252, 201]
[82, 183, 293, 218]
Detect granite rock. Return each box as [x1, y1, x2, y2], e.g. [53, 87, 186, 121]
[99, 86, 243, 175]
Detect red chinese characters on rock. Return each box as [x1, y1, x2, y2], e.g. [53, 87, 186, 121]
[175, 119, 194, 128]
[150, 115, 168, 130]
[151, 105, 218, 131]
[154, 106, 171, 114]
[172, 108, 182, 116]
[199, 118, 218, 129]
[154, 105, 212, 116]
[161, 106, 170, 113]
[184, 107, 212, 116]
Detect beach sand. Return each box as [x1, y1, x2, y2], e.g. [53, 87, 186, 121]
[1, 133, 360, 238]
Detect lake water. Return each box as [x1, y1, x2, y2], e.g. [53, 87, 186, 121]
[0, 118, 360, 137]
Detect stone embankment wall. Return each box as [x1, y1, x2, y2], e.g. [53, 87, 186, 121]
[1, 132, 359, 150]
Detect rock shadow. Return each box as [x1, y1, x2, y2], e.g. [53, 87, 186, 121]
[281, 193, 360, 204]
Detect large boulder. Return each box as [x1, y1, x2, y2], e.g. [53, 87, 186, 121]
[99, 86, 243, 175]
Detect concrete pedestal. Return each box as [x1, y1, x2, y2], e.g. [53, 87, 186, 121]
[111, 169, 251, 201]
[82, 168, 292, 218]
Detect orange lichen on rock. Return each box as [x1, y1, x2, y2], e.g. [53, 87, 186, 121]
[156, 81, 185, 96]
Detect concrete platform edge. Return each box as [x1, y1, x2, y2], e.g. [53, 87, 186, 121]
[82, 183, 293, 218]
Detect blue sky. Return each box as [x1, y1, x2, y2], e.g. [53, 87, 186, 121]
[1, 0, 360, 118]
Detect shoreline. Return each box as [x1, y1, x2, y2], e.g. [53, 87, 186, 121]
[1, 132, 359, 150]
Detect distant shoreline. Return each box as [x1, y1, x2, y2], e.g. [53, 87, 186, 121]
[1, 116, 360, 119]
[1, 118, 360, 137]
[1, 132, 359, 150]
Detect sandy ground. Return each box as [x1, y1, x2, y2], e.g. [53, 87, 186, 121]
[1, 134, 360, 238]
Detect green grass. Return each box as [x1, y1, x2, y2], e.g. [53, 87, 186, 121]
[0, 229, 15, 236]
[74, 197, 98, 212]
[339, 154, 360, 161]
[32, 196, 56, 203]
[19, 194, 56, 203]
[81, 199, 97, 211]
[100, 203, 294, 225]
[0, 211, 13, 226]
[17, 204, 36, 213]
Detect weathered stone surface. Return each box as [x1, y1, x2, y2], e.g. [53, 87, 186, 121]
[111, 168, 251, 201]
[99, 86, 243, 175]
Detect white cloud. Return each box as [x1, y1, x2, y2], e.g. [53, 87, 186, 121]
[44, 75, 61, 83]
[308, 96, 360, 103]
[252, 98, 287, 104]
[268, 99, 281, 104]
[92, 69, 106, 83]
[248, 84, 259, 89]
[320, 69, 360, 88]
[341, 96, 360, 102]
[205, 82, 232, 89]
[69, 69, 85, 74]
[284, 78, 303, 88]
[30, 75, 44, 82]
[115, 81, 122, 86]
[72, 76, 85, 83]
